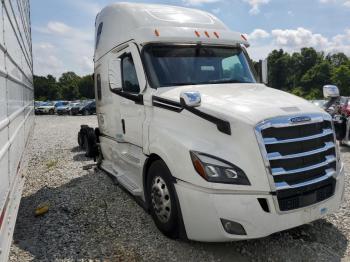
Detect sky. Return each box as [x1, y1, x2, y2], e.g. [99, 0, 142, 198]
[31, 0, 350, 77]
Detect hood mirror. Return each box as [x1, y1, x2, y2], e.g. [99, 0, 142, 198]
[180, 91, 201, 107]
[323, 85, 339, 98]
[108, 58, 122, 91]
[261, 59, 268, 85]
[254, 59, 268, 84]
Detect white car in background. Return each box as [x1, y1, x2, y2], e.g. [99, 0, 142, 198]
[35, 102, 56, 115]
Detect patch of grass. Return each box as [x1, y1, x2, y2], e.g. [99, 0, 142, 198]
[46, 159, 58, 169]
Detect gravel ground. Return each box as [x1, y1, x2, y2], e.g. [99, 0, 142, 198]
[8, 115, 350, 262]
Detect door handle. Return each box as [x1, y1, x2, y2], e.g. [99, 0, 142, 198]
[122, 119, 126, 134]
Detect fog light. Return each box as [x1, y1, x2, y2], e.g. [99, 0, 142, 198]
[220, 218, 246, 235]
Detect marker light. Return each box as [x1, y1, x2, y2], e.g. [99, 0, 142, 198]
[195, 30, 200, 37]
[154, 29, 160, 37]
[241, 34, 247, 41]
[213, 32, 219, 38]
[204, 31, 210, 38]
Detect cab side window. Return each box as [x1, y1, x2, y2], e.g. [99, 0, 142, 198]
[96, 74, 102, 100]
[122, 55, 140, 93]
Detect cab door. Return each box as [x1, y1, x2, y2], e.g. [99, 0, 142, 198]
[110, 43, 147, 192]
[118, 43, 146, 147]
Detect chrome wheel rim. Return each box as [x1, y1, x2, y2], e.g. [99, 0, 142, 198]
[151, 176, 171, 223]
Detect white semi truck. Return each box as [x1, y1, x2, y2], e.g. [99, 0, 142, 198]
[0, 0, 33, 260]
[81, 2, 345, 242]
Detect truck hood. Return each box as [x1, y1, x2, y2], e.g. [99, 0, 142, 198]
[156, 83, 325, 125]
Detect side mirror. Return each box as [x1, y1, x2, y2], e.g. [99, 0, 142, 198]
[261, 59, 268, 84]
[254, 59, 268, 84]
[108, 58, 122, 90]
[180, 91, 201, 107]
[323, 85, 339, 98]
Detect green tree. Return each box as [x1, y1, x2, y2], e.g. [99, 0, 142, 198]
[78, 74, 95, 99]
[265, 47, 349, 99]
[299, 47, 320, 73]
[300, 61, 332, 92]
[34, 74, 60, 100]
[59, 72, 81, 100]
[267, 49, 292, 91]
[326, 53, 349, 67]
[331, 65, 350, 96]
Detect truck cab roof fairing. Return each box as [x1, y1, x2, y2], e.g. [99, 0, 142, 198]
[94, 3, 249, 61]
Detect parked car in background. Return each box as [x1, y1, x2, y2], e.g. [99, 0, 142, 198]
[35, 102, 55, 115]
[71, 101, 96, 115]
[69, 102, 82, 115]
[54, 101, 69, 112]
[34, 101, 44, 114]
[56, 102, 77, 115]
[340, 97, 350, 117]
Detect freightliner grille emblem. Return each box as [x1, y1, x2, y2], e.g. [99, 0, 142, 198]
[290, 116, 312, 124]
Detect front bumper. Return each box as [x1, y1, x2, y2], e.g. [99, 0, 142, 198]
[70, 108, 80, 114]
[175, 165, 344, 242]
[57, 109, 69, 114]
[35, 109, 46, 114]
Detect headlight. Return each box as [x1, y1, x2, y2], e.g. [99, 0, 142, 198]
[190, 151, 250, 185]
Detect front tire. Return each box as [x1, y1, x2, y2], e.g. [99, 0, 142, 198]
[147, 160, 179, 238]
[78, 132, 84, 148]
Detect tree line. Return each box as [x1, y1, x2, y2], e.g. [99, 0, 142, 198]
[34, 72, 94, 101]
[34, 47, 350, 101]
[266, 47, 350, 99]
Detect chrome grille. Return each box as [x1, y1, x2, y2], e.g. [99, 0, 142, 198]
[256, 113, 337, 211]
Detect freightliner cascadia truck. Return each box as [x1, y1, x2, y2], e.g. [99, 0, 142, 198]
[80, 2, 345, 241]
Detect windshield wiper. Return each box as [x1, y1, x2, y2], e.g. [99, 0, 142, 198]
[161, 82, 201, 87]
[206, 79, 252, 84]
[160, 79, 252, 87]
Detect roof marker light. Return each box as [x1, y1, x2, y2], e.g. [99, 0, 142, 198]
[213, 32, 219, 38]
[154, 29, 160, 37]
[195, 30, 200, 37]
[204, 31, 210, 38]
[241, 34, 248, 41]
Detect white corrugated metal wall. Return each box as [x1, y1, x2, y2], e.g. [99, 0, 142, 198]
[0, 0, 33, 260]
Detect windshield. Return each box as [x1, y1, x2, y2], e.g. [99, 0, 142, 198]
[143, 45, 256, 88]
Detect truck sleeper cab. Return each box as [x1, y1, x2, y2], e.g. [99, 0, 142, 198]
[93, 3, 344, 241]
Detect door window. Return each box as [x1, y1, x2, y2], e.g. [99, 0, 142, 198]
[122, 55, 140, 93]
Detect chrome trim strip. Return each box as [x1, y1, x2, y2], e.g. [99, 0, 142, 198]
[275, 169, 335, 190]
[271, 155, 336, 176]
[263, 129, 333, 145]
[256, 113, 331, 130]
[267, 142, 335, 160]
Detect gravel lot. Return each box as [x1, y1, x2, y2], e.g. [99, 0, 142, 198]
[8, 115, 350, 261]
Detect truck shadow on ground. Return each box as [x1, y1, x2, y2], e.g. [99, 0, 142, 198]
[12, 151, 348, 262]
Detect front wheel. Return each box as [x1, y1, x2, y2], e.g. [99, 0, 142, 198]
[147, 160, 180, 238]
